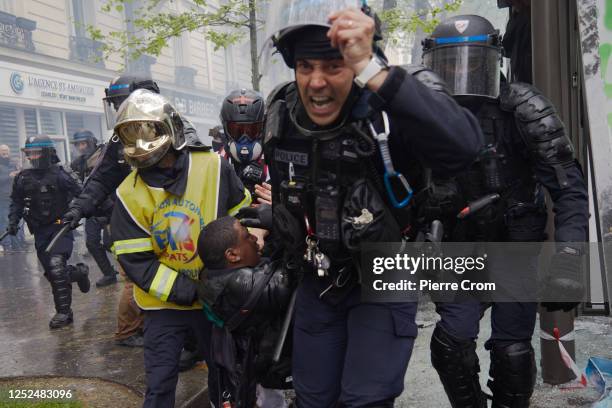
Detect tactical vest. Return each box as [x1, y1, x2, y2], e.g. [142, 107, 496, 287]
[21, 166, 69, 228]
[452, 98, 546, 241]
[117, 151, 221, 310]
[265, 83, 420, 265]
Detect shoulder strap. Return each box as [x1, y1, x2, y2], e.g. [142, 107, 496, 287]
[225, 263, 278, 331]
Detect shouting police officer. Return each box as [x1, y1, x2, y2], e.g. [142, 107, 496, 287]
[259, 2, 483, 406]
[70, 129, 118, 287]
[422, 15, 588, 408]
[7, 135, 90, 329]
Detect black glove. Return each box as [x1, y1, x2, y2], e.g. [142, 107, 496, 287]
[61, 206, 83, 230]
[6, 224, 18, 236]
[540, 249, 585, 312]
[237, 204, 273, 230]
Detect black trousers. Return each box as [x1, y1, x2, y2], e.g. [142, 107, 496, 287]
[85, 217, 115, 276]
[142, 309, 213, 408]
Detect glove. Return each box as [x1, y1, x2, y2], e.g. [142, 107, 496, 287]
[237, 204, 273, 230]
[6, 224, 18, 236]
[61, 206, 83, 230]
[540, 249, 585, 312]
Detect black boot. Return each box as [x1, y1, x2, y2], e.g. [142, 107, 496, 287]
[49, 311, 73, 329]
[430, 326, 488, 408]
[96, 273, 117, 287]
[488, 342, 536, 408]
[48, 255, 73, 329]
[69, 263, 91, 293]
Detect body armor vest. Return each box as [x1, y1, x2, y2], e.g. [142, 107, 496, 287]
[452, 99, 546, 241]
[266, 85, 421, 267]
[21, 166, 68, 227]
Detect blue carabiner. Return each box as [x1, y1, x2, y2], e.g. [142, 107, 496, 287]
[368, 111, 414, 208]
[383, 172, 413, 208]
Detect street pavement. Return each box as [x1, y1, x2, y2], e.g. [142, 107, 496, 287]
[0, 237, 207, 407]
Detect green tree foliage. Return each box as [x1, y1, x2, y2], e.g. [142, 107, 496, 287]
[87, 0, 262, 88]
[376, 0, 464, 45]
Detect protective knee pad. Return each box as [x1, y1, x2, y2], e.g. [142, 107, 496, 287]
[430, 326, 487, 408]
[488, 341, 536, 408]
[48, 255, 72, 313]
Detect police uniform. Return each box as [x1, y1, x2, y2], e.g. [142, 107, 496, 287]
[264, 60, 483, 406]
[71, 143, 118, 283]
[8, 158, 87, 327]
[111, 150, 251, 407]
[422, 15, 589, 408]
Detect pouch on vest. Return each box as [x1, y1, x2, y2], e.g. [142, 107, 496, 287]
[342, 178, 402, 251]
[505, 202, 547, 242]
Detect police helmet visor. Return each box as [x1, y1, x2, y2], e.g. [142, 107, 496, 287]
[423, 44, 501, 99]
[226, 122, 264, 141]
[71, 140, 94, 156]
[259, 0, 359, 72]
[22, 147, 45, 160]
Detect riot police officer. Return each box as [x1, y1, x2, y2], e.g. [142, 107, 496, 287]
[70, 129, 118, 287]
[260, 3, 483, 406]
[422, 15, 588, 408]
[7, 135, 90, 329]
[220, 89, 268, 198]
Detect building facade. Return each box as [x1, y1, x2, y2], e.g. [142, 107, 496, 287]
[0, 0, 255, 164]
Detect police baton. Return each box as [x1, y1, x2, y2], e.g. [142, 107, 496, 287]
[272, 289, 297, 363]
[0, 230, 9, 242]
[45, 223, 73, 254]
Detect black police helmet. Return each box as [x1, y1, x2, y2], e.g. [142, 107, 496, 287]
[273, 5, 385, 69]
[427, 15, 497, 43]
[22, 134, 59, 169]
[71, 129, 97, 145]
[220, 89, 265, 139]
[105, 74, 160, 110]
[71, 129, 97, 156]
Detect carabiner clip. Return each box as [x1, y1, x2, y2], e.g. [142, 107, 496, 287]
[384, 172, 413, 208]
[368, 111, 413, 208]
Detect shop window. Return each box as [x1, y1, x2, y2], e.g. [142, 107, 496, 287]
[0, 106, 20, 161]
[23, 109, 38, 137]
[39, 110, 64, 136]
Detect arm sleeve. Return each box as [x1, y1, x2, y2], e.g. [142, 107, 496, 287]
[217, 158, 252, 217]
[533, 161, 589, 242]
[8, 176, 24, 226]
[111, 197, 197, 305]
[71, 139, 131, 217]
[60, 168, 83, 202]
[369, 66, 483, 175]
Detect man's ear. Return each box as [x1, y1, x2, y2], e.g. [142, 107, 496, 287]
[225, 246, 241, 264]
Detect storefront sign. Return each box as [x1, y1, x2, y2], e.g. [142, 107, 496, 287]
[0, 63, 106, 111]
[164, 89, 221, 124]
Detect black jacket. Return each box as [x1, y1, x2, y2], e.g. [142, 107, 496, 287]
[197, 261, 292, 330]
[9, 165, 81, 231]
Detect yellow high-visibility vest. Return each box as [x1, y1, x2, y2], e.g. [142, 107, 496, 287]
[114, 151, 247, 310]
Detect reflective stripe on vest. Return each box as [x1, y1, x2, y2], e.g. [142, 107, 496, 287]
[116, 151, 222, 310]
